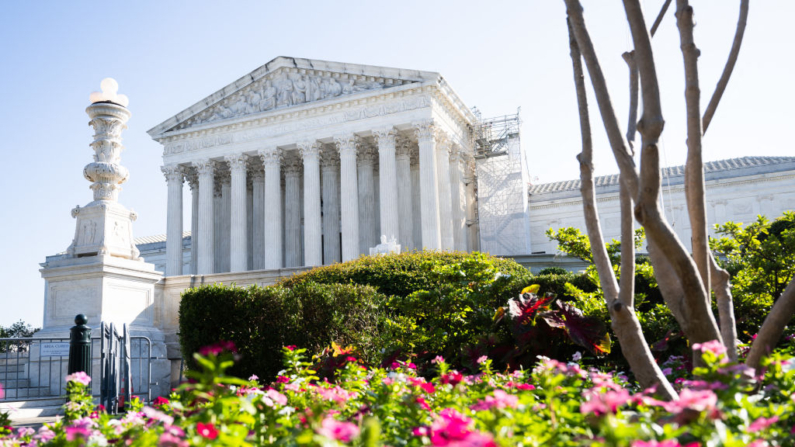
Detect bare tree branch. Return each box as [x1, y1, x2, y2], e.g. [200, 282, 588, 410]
[676, 0, 711, 300]
[650, 0, 673, 36]
[746, 277, 795, 371]
[621, 52, 639, 150]
[623, 0, 723, 347]
[565, 7, 677, 401]
[710, 253, 738, 361]
[703, 0, 750, 134]
[618, 181, 635, 308]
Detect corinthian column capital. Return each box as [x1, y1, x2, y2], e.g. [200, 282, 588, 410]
[298, 140, 322, 160]
[161, 164, 184, 183]
[224, 153, 249, 172]
[334, 134, 360, 158]
[412, 119, 435, 142]
[258, 148, 282, 167]
[193, 159, 216, 176]
[373, 127, 397, 148]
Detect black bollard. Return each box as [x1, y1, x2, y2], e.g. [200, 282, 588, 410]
[68, 314, 92, 375]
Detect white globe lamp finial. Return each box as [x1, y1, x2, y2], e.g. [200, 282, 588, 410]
[89, 77, 129, 107]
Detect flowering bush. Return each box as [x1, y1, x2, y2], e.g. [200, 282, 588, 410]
[3, 341, 794, 446]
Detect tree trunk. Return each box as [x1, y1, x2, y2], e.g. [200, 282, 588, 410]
[746, 277, 795, 371]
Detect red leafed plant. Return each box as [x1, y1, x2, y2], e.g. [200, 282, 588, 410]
[497, 285, 611, 359]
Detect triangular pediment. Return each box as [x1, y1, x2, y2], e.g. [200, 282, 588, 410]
[148, 57, 439, 137]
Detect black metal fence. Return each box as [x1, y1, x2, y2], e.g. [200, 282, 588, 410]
[0, 323, 152, 407]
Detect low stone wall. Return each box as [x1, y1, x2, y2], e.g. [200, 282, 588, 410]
[153, 266, 311, 388]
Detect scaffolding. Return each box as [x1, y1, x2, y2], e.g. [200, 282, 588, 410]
[472, 107, 521, 158]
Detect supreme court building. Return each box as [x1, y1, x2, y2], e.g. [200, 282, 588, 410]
[147, 57, 532, 277]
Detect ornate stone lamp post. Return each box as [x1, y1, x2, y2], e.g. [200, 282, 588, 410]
[63, 79, 140, 259]
[39, 79, 170, 398]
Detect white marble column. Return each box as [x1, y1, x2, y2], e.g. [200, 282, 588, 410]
[221, 173, 232, 272]
[464, 159, 479, 251]
[284, 154, 302, 267]
[436, 133, 454, 251]
[321, 146, 341, 264]
[246, 176, 253, 270]
[187, 171, 199, 275]
[357, 144, 377, 254]
[194, 160, 215, 275]
[334, 134, 360, 261]
[259, 148, 283, 269]
[162, 165, 184, 277]
[410, 144, 422, 251]
[251, 167, 265, 270]
[213, 174, 223, 273]
[300, 141, 323, 267]
[413, 120, 441, 250]
[225, 154, 248, 272]
[449, 145, 467, 252]
[374, 127, 400, 244]
[395, 137, 414, 251]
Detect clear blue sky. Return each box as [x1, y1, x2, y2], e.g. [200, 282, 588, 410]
[1, 1, 792, 327]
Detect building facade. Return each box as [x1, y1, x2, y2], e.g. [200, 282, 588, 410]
[147, 57, 531, 277]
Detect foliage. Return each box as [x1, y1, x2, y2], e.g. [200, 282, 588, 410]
[179, 282, 387, 382]
[537, 266, 569, 276]
[0, 320, 40, 339]
[277, 250, 532, 299]
[3, 342, 795, 446]
[711, 212, 795, 336]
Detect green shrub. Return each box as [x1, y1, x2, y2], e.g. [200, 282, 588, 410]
[536, 266, 568, 276]
[179, 282, 386, 381]
[278, 250, 532, 298]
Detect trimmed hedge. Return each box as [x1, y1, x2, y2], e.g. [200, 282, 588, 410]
[179, 282, 386, 381]
[278, 250, 532, 298]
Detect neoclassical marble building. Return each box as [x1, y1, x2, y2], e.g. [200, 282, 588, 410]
[147, 57, 531, 277]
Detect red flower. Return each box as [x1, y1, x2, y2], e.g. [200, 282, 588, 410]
[199, 341, 237, 356]
[285, 345, 297, 351]
[153, 396, 170, 406]
[441, 371, 464, 386]
[196, 422, 219, 440]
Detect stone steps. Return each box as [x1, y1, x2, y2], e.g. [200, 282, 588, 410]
[1, 398, 66, 421]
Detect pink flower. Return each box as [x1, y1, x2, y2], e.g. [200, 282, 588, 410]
[276, 375, 290, 384]
[248, 374, 259, 381]
[284, 345, 297, 351]
[317, 416, 360, 442]
[284, 382, 301, 392]
[143, 406, 175, 426]
[661, 368, 672, 376]
[429, 409, 496, 447]
[317, 385, 356, 403]
[748, 416, 779, 433]
[476, 356, 488, 364]
[199, 340, 237, 356]
[516, 383, 535, 391]
[413, 426, 430, 437]
[65, 371, 91, 386]
[153, 396, 170, 406]
[0, 383, 4, 399]
[266, 389, 288, 406]
[471, 390, 519, 411]
[692, 340, 727, 361]
[431, 356, 445, 364]
[65, 425, 90, 441]
[746, 441, 768, 447]
[580, 389, 631, 416]
[407, 362, 417, 370]
[159, 432, 189, 447]
[631, 441, 687, 447]
[417, 396, 431, 410]
[647, 389, 718, 415]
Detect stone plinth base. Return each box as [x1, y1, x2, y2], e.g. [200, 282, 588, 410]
[38, 254, 169, 399]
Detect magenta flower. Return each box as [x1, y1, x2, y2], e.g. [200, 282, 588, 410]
[196, 422, 219, 440]
[199, 340, 237, 356]
[748, 416, 779, 433]
[65, 371, 91, 386]
[65, 425, 90, 441]
[276, 375, 290, 384]
[316, 416, 360, 442]
[631, 441, 689, 447]
[471, 390, 519, 411]
[440, 371, 464, 386]
[0, 383, 4, 399]
[429, 409, 497, 447]
[580, 389, 631, 416]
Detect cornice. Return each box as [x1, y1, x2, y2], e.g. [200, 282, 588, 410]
[529, 172, 795, 211]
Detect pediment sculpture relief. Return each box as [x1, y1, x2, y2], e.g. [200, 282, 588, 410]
[176, 70, 415, 131]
